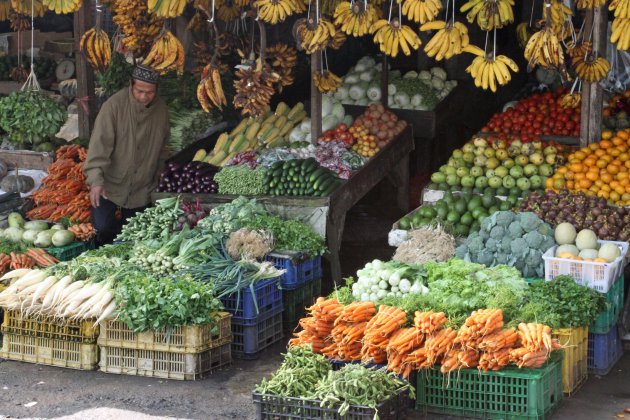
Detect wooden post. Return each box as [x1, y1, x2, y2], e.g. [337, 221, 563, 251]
[310, 52, 322, 141]
[74, 0, 96, 139]
[579, 6, 607, 146]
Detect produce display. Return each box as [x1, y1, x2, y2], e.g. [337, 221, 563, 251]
[27, 145, 91, 223]
[552, 224, 622, 263]
[455, 211, 555, 278]
[214, 165, 269, 195]
[156, 161, 220, 194]
[243, 213, 326, 256]
[0, 213, 76, 248]
[520, 190, 630, 241]
[349, 103, 407, 156]
[428, 137, 565, 195]
[196, 197, 266, 236]
[547, 128, 630, 206]
[351, 259, 428, 301]
[116, 197, 182, 241]
[289, 95, 353, 144]
[263, 158, 342, 197]
[481, 90, 580, 139]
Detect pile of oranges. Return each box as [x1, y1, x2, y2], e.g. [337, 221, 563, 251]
[547, 128, 630, 206]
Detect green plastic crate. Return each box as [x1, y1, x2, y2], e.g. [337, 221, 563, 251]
[589, 276, 624, 334]
[45, 241, 95, 261]
[282, 280, 316, 333]
[416, 353, 563, 419]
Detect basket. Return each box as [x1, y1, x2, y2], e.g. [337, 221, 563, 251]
[265, 252, 322, 290]
[590, 276, 625, 334]
[232, 307, 283, 359]
[415, 353, 563, 420]
[1, 333, 98, 370]
[552, 326, 588, 395]
[252, 387, 411, 420]
[588, 328, 624, 376]
[220, 277, 282, 321]
[99, 342, 231, 380]
[97, 312, 232, 353]
[282, 280, 316, 333]
[542, 240, 628, 293]
[1, 310, 98, 343]
[45, 241, 96, 262]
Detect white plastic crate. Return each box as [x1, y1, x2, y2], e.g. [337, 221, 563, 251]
[543, 240, 629, 293]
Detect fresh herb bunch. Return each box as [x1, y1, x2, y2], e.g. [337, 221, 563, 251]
[114, 274, 223, 332]
[0, 241, 26, 255]
[0, 90, 66, 146]
[97, 52, 133, 96]
[243, 214, 326, 256]
[516, 275, 606, 328]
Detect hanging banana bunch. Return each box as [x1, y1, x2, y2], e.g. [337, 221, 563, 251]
[575, 0, 605, 9]
[560, 79, 581, 108]
[328, 28, 346, 49]
[515, 23, 533, 49]
[523, 4, 565, 73]
[420, 0, 470, 62]
[42, 0, 81, 14]
[333, 0, 379, 37]
[372, 1, 421, 57]
[198, 63, 228, 111]
[9, 11, 30, 31]
[110, 0, 164, 56]
[401, 0, 441, 24]
[296, 15, 336, 53]
[0, 0, 12, 20]
[566, 41, 591, 61]
[142, 28, 185, 75]
[265, 43, 297, 91]
[611, 16, 630, 50]
[79, 28, 111, 73]
[148, 0, 187, 18]
[609, 0, 630, 18]
[313, 50, 342, 93]
[464, 31, 518, 92]
[542, 0, 573, 37]
[10, 0, 46, 16]
[254, 0, 304, 24]
[574, 53, 610, 82]
[459, 0, 514, 30]
[214, 0, 241, 22]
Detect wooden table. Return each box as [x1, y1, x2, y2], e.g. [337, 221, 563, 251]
[152, 125, 414, 284]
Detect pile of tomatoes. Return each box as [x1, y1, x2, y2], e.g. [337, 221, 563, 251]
[481, 90, 581, 140]
[317, 123, 354, 146]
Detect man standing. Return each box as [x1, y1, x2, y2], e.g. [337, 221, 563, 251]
[84, 65, 170, 245]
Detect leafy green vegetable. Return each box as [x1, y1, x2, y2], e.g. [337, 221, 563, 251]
[97, 52, 133, 96]
[391, 77, 438, 110]
[116, 197, 182, 242]
[243, 214, 326, 256]
[327, 277, 355, 305]
[196, 196, 267, 236]
[0, 241, 27, 254]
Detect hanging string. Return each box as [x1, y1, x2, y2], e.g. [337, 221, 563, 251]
[484, 29, 489, 54]
[493, 27, 496, 61]
[387, 0, 393, 22]
[21, 0, 39, 91]
[529, 0, 536, 28]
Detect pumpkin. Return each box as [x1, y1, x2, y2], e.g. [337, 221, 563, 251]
[0, 169, 35, 193]
[0, 158, 7, 180]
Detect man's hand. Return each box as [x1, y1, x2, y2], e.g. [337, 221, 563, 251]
[89, 186, 107, 208]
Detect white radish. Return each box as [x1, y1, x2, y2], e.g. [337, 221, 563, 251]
[29, 276, 58, 308]
[56, 280, 85, 305]
[84, 296, 114, 319]
[73, 284, 109, 319]
[49, 276, 72, 308]
[0, 268, 32, 281]
[94, 300, 117, 326]
[13, 270, 47, 291]
[65, 282, 102, 304]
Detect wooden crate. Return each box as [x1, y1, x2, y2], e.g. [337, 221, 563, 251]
[0, 149, 54, 171]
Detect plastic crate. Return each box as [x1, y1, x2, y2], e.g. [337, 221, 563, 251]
[45, 241, 96, 262]
[232, 308, 283, 359]
[1, 310, 98, 343]
[543, 240, 628, 293]
[415, 353, 563, 419]
[252, 387, 411, 420]
[97, 312, 232, 353]
[99, 342, 231, 380]
[220, 277, 282, 320]
[265, 252, 322, 290]
[590, 276, 625, 334]
[282, 280, 316, 333]
[552, 326, 588, 395]
[1, 333, 98, 370]
[588, 328, 624, 376]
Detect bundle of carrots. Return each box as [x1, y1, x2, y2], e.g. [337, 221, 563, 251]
[68, 223, 97, 241]
[27, 145, 91, 223]
[2, 250, 58, 272]
[25, 249, 59, 267]
[289, 297, 342, 354]
[8, 252, 34, 270]
[325, 301, 376, 361]
[361, 305, 407, 365]
[508, 323, 562, 369]
[0, 253, 10, 274]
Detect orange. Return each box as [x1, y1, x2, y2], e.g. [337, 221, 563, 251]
[610, 191, 621, 202]
[617, 130, 630, 140]
[565, 170, 575, 180]
[586, 171, 599, 181]
[579, 178, 593, 189]
[626, 160, 630, 169]
[573, 150, 587, 160]
[610, 148, 622, 157]
[553, 178, 566, 189]
[545, 178, 554, 189]
[566, 180, 575, 189]
[600, 140, 613, 149]
[601, 130, 613, 140]
[615, 185, 625, 195]
[589, 143, 600, 151]
[590, 185, 600, 193]
[612, 137, 625, 146]
[596, 159, 608, 169]
[584, 157, 597, 167]
[608, 164, 620, 175]
[620, 176, 630, 186]
[570, 162, 584, 173]
[611, 159, 622, 166]
[557, 167, 568, 175]
[595, 149, 606, 157]
[623, 193, 630, 201]
[601, 173, 613, 183]
[619, 153, 629, 162]
[601, 184, 612, 192]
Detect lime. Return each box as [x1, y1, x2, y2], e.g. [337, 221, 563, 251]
[436, 206, 448, 220]
[455, 224, 470, 237]
[446, 211, 460, 224]
[399, 217, 411, 230]
[499, 201, 512, 211]
[460, 212, 474, 226]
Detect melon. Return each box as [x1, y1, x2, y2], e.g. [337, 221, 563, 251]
[598, 243, 621, 263]
[554, 222, 577, 245]
[555, 244, 579, 257]
[575, 229, 598, 251]
[578, 249, 599, 260]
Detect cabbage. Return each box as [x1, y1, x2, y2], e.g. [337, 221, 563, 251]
[333, 86, 349, 101]
[34, 231, 53, 248]
[299, 118, 311, 134]
[22, 229, 39, 243]
[321, 95, 333, 116]
[349, 85, 365, 101]
[394, 92, 410, 107]
[331, 103, 345, 120]
[431, 67, 447, 80]
[52, 230, 75, 247]
[410, 94, 423, 107]
[403, 71, 418, 79]
[387, 83, 397, 96]
[359, 71, 374, 82]
[367, 86, 382, 102]
[4, 227, 23, 242]
[24, 221, 49, 231]
[344, 73, 360, 84]
[322, 115, 338, 132]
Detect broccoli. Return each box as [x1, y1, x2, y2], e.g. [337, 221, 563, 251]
[501, 236, 512, 253]
[455, 244, 468, 260]
[524, 231, 544, 249]
[480, 216, 495, 233]
[467, 231, 480, 240]
[479, 230, 490, 241]
[540, 236, 556, 253]
[510, 237, 529, 258]
[514, 258, 526, 271]
[467, 236, 485, 253]
[518, 212, 542, 233]
[495, 211, 515, 227]
[495, 253, 509, 265]
[476, 249, 495, 266]
[490, 225, 505, 240]
[485, 238, 498, 253]
[526, 248, 543, 269]
[508, 221, 523, 238]
[537, 222, 553, 237]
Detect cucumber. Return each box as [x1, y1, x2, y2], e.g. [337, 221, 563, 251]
[309, 168, 327, 182]
[320, 181, 340, 196]
[313, 173, 333, 190]
[317, 177, 336, 191]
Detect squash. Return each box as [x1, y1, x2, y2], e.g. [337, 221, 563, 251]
[0, 169, 35, 193]
[0, 158, 7, 180]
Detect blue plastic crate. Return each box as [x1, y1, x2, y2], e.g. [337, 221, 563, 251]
[588, 328, 624, 376]
[220, 277, 282, 320]
[231, 307, 283, 359]
[264, 252, 322, 290]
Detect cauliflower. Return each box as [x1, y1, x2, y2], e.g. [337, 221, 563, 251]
[508, 221, 523, 238]
[485, 238, 498, 252]
[524, 231, 544, 249]
[510, 237, 529, 258]
[518, 212, 542, 233]
[495, 211, 515, 227]
[476, 249, 495, 266]
[490, 225, 505, 240]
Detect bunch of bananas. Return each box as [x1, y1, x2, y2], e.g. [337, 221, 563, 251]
[465, 44, 518, 92]
[0, 0, 10, 21]
[516, 23, 533, 48]
[9, 11, 30, 31]
[148, 0, 186, 17]
[611, 17, 630, 50]
[233, 65, 280, 117]
[401, 0, 442, 24]
[575, 0, 605, 9]
[420, 20, 469, 61]
[610, 0, 630, 18]
[334, 1, 379, 37]
[10, 65, 27, 83]
[10, 0, 45, 16]
[254, 0, 304, 24]
[328, 28, 347, 49]
[460, 0, 514, 30]
[574, 55, 610, 82]
[265, 43, 297, 91]
[524, 26, 564, 70]
[542, 0, 573, 36]
[187, 12, 207, 31]
[142, 30, 185, 75]
[559, 92, 581, 108]
[215, 0, 241, 22]
[372, 18, 421, 57]
[296, 17, 336, 53]
[566, 41, 591, 60]
[197, 64, 227, 112]
[80, 28, 111, 73]
[313, 70, 342, 93]
[42, 0, 81, 14]
[111, 0, 164, 56]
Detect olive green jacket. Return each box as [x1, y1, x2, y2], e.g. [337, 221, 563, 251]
[84, 87, 170, 209]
